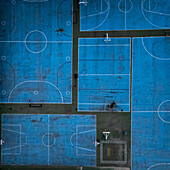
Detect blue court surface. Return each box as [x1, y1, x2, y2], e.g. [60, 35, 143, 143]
[132, 37, 170, 169]
[80, 0, 170, 31]
[78, 38, 131, 112]
[1, 114, 96, 166]
[0, 0, 72, 103]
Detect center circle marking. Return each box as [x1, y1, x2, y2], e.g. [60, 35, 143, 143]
[25, 30, 47, 54]
[42, 133, 56, 148]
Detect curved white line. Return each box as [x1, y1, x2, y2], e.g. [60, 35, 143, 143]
[2, 128, 28, 151]
[141, 0, 170, 29]
[81, 0, 110, 31]
[81, 0, 109, 19]
[157, 100, 170, 123]
[142, 0, 170, 16]
[42, 133, 56, 148]
[142, 38, 170, 60]
[118, 0, 133, 14]
[8, 80, 64, 103]
[25, 30, 47, 54]
[147, 163, 170, 170]
[70, 129, 96, 152]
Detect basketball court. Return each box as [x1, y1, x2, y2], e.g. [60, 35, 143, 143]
[0, 0, 72, 103]
[80, 0, 170, 31]
[132, 37, 170, 169]
[2, 114, 96, 166]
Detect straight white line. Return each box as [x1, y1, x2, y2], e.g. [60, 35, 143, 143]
[48, 114, 49, 166]
[2, 124, 21, 126]
[132, 111, 170, 112]
[79, 74, 130, 76]
[79, 103, 129, 105]
[0, 41, 72, 43]
[76, 125, 96, 128]
[79, 44, 130, 46]
[2, 153, 21, 155]
[80, 11, 106, 19]
[20, 125, 21, 155]
[101, 0, 103, 12]
[125, 0, 127, 30]
[76, 125, 78, 156]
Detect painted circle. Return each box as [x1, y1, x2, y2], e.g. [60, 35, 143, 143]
[66, 21, 71, 26]
[2, 90, 6, 95]
[42, 133, 56, 147]
[33, 90, 38, 95]
[1, 21, 6, 26]
[158, 100, 170, 123]
[25, 30, 47, 54]
[66, 91, 70, 95]
[66, 56, 70, 61]
[11, 0, 16, 5]
[1, 56, 6, 60]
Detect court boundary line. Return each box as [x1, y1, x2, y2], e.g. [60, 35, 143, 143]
[79, 74, 130, 76]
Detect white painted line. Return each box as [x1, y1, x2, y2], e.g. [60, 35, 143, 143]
[48, 114, 49, 165]
[147, 163, 170, 170]
[70, 126, 96, 156]
[80, 0, 110, 31]
[157, 100, 170, 123]
[2, 125, 27, 155]
[0, 41, 72, 43]
[79, 103, 129, 105]
[125, 0, 126, 30]
[79, 44, 130, 46]
[141, 0, 170, 29]
[132, 111, 170, 112]
[81, 73, 130, 76]
[8, 80, 64, 103]
[142, 37, 170, 60]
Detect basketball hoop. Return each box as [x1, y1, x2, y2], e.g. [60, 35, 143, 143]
[104, 33, 111, 43]
[0, 139, 4, 145]
[103, 131, 110, 140]
[94, 140, 100, 146]
[79, 0, 88, 6]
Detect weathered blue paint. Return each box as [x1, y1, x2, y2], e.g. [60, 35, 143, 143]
[0, 0, 72, 103]
[2, 114, 96, 166]
[80, 0, 170, 31]
[132, 37, 170, 170]
[78, 38, 131, 112]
